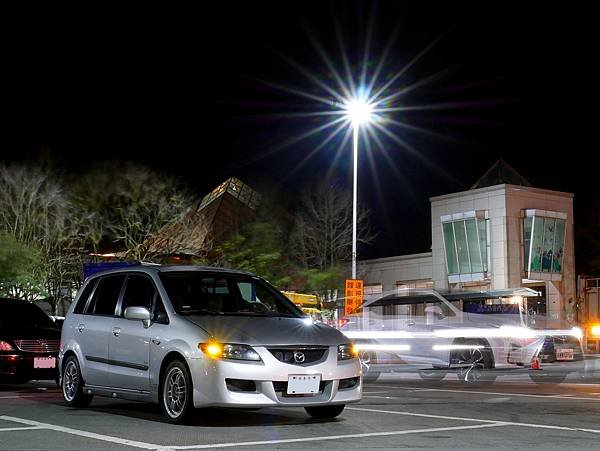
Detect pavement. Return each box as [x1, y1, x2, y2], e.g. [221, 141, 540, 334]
[3, 367, 600, 450]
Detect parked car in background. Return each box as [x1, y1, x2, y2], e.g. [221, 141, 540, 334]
[59, 265, 362, 423]
[340, 289, 585, 384]
[0, 298, 61, 384]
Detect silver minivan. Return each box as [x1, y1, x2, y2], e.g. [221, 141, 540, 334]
[59, 265, 362, 423]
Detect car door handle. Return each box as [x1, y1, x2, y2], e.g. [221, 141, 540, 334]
[407, 321, 415, 326]
[77, 324, 85, 333]
[112, 327, 121, 337]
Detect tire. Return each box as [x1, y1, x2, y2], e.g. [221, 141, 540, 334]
[529, 372, 567, 385]
[160, 360, 194, 424]
[62, 356, 93, 407]
[305, 404, 345, 419]
[453, 341, 496, 385]
[419, 370, 446, 381]
[359, 349, 380, 382]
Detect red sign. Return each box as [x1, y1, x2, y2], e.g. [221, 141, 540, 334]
[344, 279, 364, 315]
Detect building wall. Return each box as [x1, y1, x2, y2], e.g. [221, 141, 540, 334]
[360, 183, 575, 322]
[359, 253, 432, 293]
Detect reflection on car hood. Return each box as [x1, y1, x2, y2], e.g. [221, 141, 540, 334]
[184, 315, 346, 346]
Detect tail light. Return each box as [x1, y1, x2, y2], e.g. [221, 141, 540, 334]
[0, 340, 14, 351]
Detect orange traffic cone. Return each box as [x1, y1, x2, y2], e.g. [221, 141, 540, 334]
[531, 357, 541, 370]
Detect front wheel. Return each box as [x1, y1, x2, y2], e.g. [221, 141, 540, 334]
[62, 356, 93, 407]
[529, 372, 567, 385]
[161, 360, 194, 424]
[359, 349, 380, 382]
[305, 404, 345, 419]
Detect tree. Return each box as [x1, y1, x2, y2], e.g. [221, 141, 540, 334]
[0, 233, 45, 301]
[290, 180, 376, 272]
[0, 163, 83, 313]
[70, 162, 194, 261]
[216, 220, 292, 288]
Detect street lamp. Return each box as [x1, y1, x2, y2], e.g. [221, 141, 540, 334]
[343, 97, 374, 279]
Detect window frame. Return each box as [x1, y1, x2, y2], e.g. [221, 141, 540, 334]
[83, 274, 127, 317]
[115, 272, 170, 324]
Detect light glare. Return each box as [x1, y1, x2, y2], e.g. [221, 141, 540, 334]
[344, 98, 374, 125]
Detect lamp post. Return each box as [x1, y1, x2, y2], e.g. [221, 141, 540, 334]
[343, 98, 373, 279]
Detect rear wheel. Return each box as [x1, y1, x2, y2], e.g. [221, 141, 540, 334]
[62, 356, 93, 407]
[160, 360, 194, 424]
[419, 370, 446, 381]
[305, 404, 345, 419]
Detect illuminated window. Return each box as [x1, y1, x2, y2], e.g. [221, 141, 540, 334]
[523, 210, 566, 277]
[441, 211, 490, 282]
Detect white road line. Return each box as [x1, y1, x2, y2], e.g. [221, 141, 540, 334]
[366, 384, 600, 401]
[0, 416, 164, 450]
[362, 391, 390, 394]
[0, 426, 46, 432]
[170, 423, 507, 449]
[347, 407, 600, 434]
[0, 395, 35, 399]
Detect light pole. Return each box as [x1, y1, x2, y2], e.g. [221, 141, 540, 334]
[343, 98, 373, 279]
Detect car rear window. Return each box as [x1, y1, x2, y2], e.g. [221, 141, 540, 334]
[0, 301, 55, 328]
[74, 279, 97, 314]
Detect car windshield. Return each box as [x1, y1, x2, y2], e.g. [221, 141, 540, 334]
[0, 300, 55, 328]
[159, 272, 303, 318]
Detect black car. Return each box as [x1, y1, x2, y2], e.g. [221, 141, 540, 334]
[0, 298, 61, 384]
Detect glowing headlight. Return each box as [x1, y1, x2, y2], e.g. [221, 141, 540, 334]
[338, 343, 358, 361]
[199, 343, 262, 361]
[590, 324, 600, 337]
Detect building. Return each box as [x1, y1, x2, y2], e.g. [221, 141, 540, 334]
[142, 177, 261, 260]
[359, 160, 575, 323]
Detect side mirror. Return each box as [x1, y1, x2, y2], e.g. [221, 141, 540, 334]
[124, 306, 151, 328]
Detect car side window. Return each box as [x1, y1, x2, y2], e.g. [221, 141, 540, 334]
[74, 279, 97, 314]
[86, 275, 125, 316]
[120, 275, 156, 315]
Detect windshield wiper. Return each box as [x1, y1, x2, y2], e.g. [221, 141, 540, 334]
[177, 309, 224, 316]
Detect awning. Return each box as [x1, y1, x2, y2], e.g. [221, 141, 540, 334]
[363, 287, 540, 308]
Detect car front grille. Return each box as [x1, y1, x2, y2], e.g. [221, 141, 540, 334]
[267, 347, 327, 365]
[13, 339, 60, 354]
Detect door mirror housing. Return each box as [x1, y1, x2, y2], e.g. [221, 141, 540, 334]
[124, 306, 151, 328]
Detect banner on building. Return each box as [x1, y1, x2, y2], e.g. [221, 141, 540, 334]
[344, 279, 364, 315]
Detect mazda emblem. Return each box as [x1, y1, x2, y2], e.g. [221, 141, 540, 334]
[293, 351, 306, 363]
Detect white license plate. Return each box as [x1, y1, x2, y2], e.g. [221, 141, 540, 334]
[555, 349, 574, 361]
[34, 357, 56, 369]
[287, 374, 321, 394]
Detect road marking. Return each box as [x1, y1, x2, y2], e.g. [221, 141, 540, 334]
[362, 391, 391, 394]
[347, 407, 600, 434]
[0, 416, 164, 450]
[170, 423, 507, 449]
[0, 426, 46, 432]
[0, 395, 35, 399]
[367, 384, 600, 401]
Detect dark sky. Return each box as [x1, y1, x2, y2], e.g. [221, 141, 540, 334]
[2, 1, 598, 261]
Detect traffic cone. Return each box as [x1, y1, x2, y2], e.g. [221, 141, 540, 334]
[531, 357, 541, 370]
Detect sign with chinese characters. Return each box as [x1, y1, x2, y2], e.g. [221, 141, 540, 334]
[344, 279, 364, 315]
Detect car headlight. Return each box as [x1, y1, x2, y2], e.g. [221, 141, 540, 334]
[199, 342, 262, 361]
[338, 343, 358, 361]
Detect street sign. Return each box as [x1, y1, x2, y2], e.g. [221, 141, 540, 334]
[344, 279, 364, 315]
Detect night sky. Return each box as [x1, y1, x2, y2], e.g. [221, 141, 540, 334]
[2, 2, 598, 263]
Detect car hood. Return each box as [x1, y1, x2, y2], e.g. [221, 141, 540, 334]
[184, 315, 347, 346]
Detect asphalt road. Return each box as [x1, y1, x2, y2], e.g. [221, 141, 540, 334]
[2, 372, 600, 450]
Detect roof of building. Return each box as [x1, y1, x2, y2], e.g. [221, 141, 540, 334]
[470, 159, 532, 190]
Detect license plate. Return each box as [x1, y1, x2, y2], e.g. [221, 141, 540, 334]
[34, 357, 56, 369]
[287, 374, 321, 394]
[555, 348, 574, 361]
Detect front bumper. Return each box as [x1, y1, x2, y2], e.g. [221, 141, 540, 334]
[188, 345, 362, 408]
[0, 354, 58, 382]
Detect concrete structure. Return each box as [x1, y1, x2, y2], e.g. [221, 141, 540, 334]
[360, 160, 575, 322]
